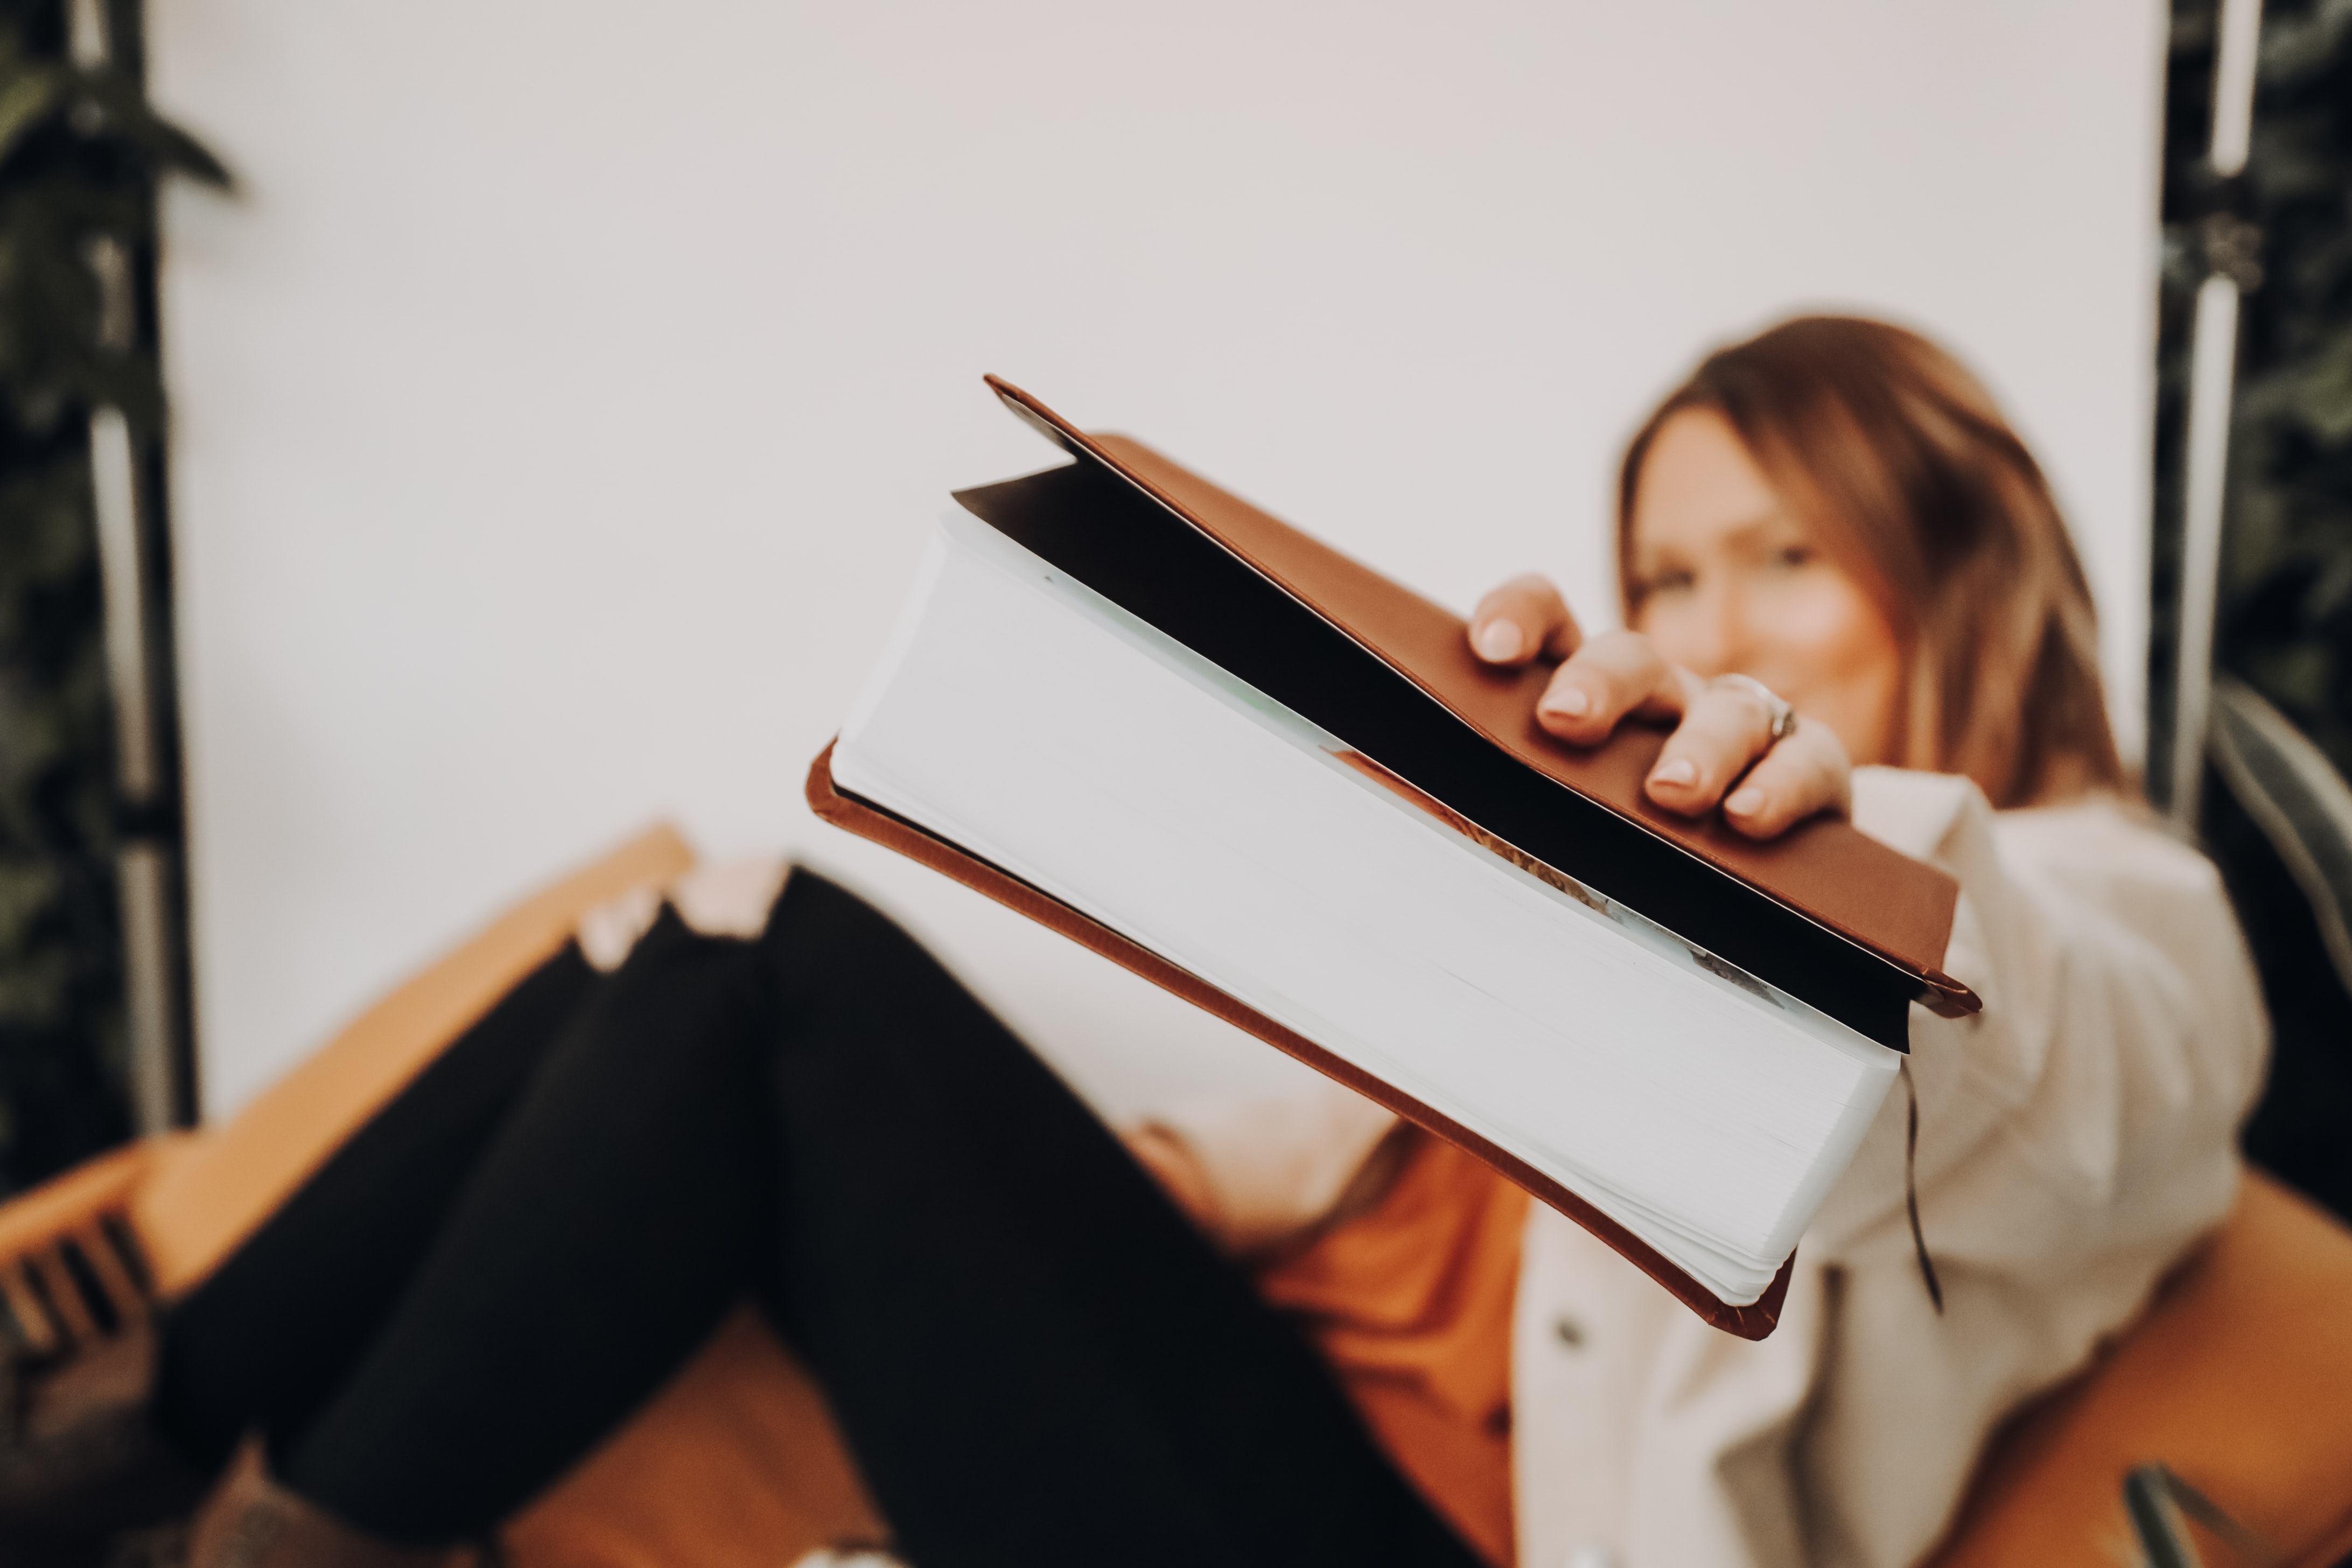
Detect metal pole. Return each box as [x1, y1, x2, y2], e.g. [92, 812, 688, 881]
[74, 0, 191, 1132]
[89, 406, 181, 1136]
[2166, 0, 2265, 832]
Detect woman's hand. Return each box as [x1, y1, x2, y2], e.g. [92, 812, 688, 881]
[1469, 573, 1851, 839]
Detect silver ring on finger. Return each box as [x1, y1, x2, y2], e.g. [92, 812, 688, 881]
[1708, 673, 1798, 743]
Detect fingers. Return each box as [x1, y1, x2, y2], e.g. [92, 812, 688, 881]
[1488, 601, 1849, 838]
[1637, 676, 1850, 838]
[1643, 685, 1850, 834]
[1469, 574, 1581, 666]
[1643, 678, 1787, 815]
[1718, 718, 1852, 838]
[1535, 629, 1697, 745]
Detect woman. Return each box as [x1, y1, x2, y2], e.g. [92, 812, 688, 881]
[1146, 316, 2267, 1567]
[22, 317, 2265, 1568]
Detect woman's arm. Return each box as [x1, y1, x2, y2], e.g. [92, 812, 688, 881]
[1782, 774, 2266, 1567]
[1818, 775, 2266, 1270]
[1466, 575, 2264, 1273]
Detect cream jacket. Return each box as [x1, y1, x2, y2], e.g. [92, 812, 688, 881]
[1149, 769, 2269, 1568]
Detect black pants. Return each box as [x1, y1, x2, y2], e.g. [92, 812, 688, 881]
[153, 872, 1480, 1568]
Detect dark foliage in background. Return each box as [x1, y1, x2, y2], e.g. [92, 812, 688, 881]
[2217, 3, 2352, 757]
[2160, 0, 2352, 1222]
[0, 0, 220, 1196]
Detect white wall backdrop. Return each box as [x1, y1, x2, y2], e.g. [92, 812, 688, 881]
[151, 1, 2167, 1120]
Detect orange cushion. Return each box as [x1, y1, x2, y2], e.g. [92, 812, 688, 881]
[1927, 1171, 2352, 1568]
[504, 1306, 884, 1568]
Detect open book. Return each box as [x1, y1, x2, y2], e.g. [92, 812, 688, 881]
[810, 379, 1979, 1339]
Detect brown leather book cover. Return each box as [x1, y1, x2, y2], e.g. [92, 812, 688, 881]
[807, 377, 1982, 1340]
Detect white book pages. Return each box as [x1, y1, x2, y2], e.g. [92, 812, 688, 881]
[836, 513, 1902, 1303]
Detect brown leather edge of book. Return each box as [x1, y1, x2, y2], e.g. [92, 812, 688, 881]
[807, 739, 1794, 1341]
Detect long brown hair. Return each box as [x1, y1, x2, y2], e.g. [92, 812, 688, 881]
[1618, 316, 2127, 809]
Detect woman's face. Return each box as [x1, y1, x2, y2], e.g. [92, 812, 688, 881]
[1625, 408, 1905, 768]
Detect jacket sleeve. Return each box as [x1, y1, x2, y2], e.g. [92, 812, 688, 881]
[1794, 771, 2270, 1567]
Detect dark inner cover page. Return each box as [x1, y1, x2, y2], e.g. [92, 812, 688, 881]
[950, 460, 1921, 1050]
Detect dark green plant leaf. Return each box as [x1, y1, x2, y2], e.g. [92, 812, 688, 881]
[0, 64, 61, 166]
[70, 72, 232, 187]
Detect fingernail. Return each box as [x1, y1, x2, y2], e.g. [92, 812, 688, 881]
[1541, 687, 1591, 718]
[1653, 757, 1698, 788]
[1727, 786, 1764, 815]
[1474, 619, 1524, 662]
